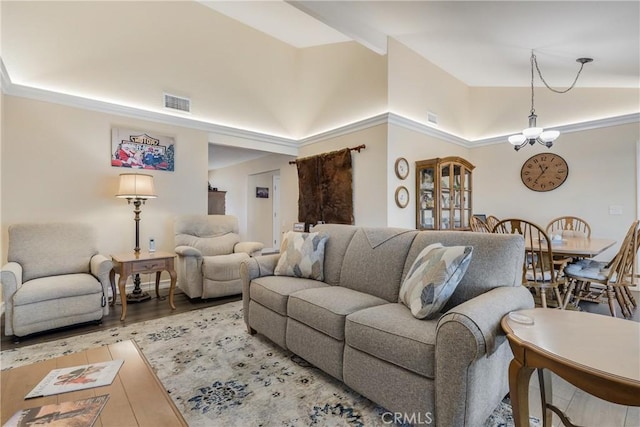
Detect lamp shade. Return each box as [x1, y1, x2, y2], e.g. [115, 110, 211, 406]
[539, 130, 560, 143]
[116, 173, 157, 199]
[509, 134, 527, 145]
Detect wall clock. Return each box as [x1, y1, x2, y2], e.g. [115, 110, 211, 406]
[520, 153, 569, 192]
[395, 186, 410, 208]
[394, 157, 409, 180]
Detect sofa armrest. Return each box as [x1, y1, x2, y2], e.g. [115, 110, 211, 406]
[437, 285, 534, 358]
[1, 262, 23, 336]
[434, 285, 534, 426]
[175, 245, 203, 258]
[90, 254, 113, 315]
[235, 241, 265, 257]
[240, 254, 280, 330]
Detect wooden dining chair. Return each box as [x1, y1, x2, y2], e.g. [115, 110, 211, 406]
[493, 218, 570, 309]
[546, 216, 591, 238]
[486, 215, 500, 232]
[469, 215, 491, 233]
[564, 220, 639, 318]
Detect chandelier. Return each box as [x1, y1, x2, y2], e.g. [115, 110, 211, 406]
[509, 51, 593, 151]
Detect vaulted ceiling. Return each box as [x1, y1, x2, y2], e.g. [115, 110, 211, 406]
[3, 1, 638, 168]
[204, 1, 639, 88]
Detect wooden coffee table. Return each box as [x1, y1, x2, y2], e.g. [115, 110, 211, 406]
[501, 309, 640, 427]
[1, 340, 187, 426]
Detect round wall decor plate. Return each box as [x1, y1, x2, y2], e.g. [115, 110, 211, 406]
[395, 186, 410, 208]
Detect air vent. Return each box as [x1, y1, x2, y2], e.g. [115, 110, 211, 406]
[427, 111, 438, 125]
[164, 93, 191, 113]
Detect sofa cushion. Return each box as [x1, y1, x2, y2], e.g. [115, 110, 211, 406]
[404, 232, 524, 311]
[177, 233, 240, 257]
[275, 231, 329, 280]
[311, 224, 358, 286]
[339, 228, 418, 302]
[345, 303, 440, 378]
[288, 287, 387, 340]
[399, 243, 473, 319]
[202, 253, 249, 281]
[13, 273, 102, 306]
[8, 223, 97, 282]
[564, 259, 609, 280]
[250, 276, 329, 316]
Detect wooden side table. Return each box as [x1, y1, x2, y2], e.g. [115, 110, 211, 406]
[110, 251, 177, 321]
[501, 309, 640, 427]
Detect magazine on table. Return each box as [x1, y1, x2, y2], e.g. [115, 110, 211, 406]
[25, 360, 124, 399]
[3, 394, 110, 427]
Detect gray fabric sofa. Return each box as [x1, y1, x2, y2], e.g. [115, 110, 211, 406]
[241, 224, 534, 426]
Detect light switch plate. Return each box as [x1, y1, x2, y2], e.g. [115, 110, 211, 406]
[608, 205, 623, 215]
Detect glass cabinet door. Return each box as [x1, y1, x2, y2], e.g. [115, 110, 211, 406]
[418, 166, 436, 229]
[440, 163, 451, 229]
[463, 168, 472, 228]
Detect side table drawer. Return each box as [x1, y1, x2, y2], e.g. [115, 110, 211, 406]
[131, 259, 169, 273]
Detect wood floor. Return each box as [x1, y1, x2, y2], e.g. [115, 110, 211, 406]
[0, 288, 241, 351]
[1, 289, 638, 426]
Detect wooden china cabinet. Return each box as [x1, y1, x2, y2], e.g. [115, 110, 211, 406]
[415, 157, 474, 230]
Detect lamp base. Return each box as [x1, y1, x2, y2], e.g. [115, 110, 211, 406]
[126, 290, 152, 303]
[126, 273, 151, 303]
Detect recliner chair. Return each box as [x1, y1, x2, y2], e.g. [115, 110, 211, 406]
[174, 215, 263, 299]
[1, 222, 112, 339]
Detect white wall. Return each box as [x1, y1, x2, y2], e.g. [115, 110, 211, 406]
[209, 153, 296, 242]
[469, 87, 640, 140]
[470, 123, 639, 260]
[387, 38, 470, 138]
[1, 96, 208, 277]
[387, 124, 471, 228]
[247, 170, 277, 247]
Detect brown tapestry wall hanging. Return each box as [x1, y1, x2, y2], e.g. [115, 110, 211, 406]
[296, 147, 357, 226]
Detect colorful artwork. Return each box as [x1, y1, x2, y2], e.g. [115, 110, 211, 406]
[111, 128, 175, 171]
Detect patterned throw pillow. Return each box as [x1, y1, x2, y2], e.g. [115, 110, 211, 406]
[399, 243, 473, 319]
[274, 231, 329, 281]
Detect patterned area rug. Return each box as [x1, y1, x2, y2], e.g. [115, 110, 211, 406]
[1, 301, 540, 426]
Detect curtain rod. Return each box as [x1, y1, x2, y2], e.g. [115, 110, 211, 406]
[288, 144, 366, 165]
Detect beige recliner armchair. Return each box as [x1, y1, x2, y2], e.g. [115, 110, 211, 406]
[1, 222, 112, 339]
[174, 215, 264, 299]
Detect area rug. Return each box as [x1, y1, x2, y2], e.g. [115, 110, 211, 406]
[1, 301, 540, 426]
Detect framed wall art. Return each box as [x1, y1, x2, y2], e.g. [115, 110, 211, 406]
[256, 187, 269, 198]
[111, 128, 175, 171]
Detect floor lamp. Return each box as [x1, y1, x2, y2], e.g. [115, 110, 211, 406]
[116, 172, 157, 302]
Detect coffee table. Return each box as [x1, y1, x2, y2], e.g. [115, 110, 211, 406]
[501, 309, 640, 427]
[1, 340, 187, 426]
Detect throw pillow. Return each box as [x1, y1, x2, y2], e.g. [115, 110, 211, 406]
[274, 231, 329, 280]
[399, 243, 473, 319]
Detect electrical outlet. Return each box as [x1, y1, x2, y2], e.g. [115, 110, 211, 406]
[608, 205, 623, 215]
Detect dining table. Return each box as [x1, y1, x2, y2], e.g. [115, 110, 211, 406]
[526, 236, 616, 259]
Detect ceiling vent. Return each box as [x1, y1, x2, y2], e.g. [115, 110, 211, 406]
[427, 111, 438, 125]
[164, 93, 191, 113]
